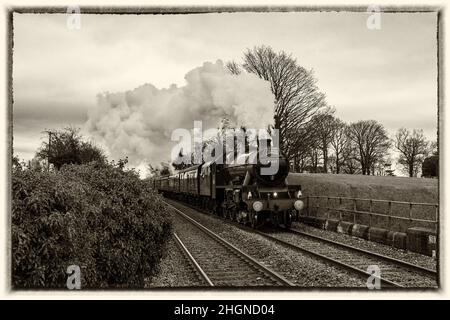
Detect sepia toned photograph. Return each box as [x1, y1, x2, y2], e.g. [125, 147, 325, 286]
[10, 6, 440, 291]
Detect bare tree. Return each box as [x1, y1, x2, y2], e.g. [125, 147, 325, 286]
[307, 147, 321, 173]
[339, 139, 361, 174]
[147, 162, 172, 177]
[171, 148, 194, 171]
[147, 164, 159, 177]
[310, 109, 336, 173]
[395, 128, 429, 177]
[229, 45, 327, 160]
[226, 60, 242, 75]
[347, 120, 391, 175]
[292, 152, 309, 172]
[329, 118, 349, 174]
[429, 140, 438, 156]
[160, 165, 171, 176]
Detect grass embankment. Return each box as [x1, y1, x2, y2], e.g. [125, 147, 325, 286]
[288, 173, 438, 232]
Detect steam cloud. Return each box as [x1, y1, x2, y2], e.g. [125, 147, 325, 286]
[85, 60, 275, 173]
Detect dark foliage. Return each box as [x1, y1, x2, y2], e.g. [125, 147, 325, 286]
[36, 127, 106, 170]
[12, 161, 172, 288]
[422, 155, 438, 178]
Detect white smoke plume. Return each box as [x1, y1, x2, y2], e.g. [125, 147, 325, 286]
[85, 60, 275, 173]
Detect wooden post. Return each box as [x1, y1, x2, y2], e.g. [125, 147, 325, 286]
[388, 201, 392, 230]
[369, 199, 372, 227]
[435, 204, 438, 225]
[307, 196, 310, 216]
[409, 202, 413, 226]
[327, 197, 330, 220]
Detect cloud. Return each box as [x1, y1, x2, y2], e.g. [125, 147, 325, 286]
[12, 12, 438, 171]
[85, 60, 275, 167]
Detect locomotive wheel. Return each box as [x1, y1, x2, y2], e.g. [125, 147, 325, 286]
[231, 208, 237, 221]
[226, 209, 232, 220]
[228, 208, 237, 221]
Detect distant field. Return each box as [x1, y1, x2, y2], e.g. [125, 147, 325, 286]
[288, 173, 439, 232]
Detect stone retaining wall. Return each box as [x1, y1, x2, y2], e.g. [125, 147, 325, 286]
[298, 216, 436, 256]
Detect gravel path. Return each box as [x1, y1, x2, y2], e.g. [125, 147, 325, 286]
[166, 200, 366, 288]
[145, 235, 202, 288]
[263, 229, 437, 288]
[291, 222, 437, 271]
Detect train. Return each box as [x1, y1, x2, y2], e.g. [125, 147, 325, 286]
[152, 147, 304, 229]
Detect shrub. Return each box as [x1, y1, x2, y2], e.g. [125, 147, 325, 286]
[36, 127, 106, 170]
[12, 162, 172, 289]
[422, 155, 438, 178]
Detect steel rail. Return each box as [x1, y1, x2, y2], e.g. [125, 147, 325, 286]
[173, 232, 214, 286]
[288, 227, 437, 277]
[166, 201, 295, 287]
[254, 229, 403, 288]
[165, 199, 415, 288]
[165, 198, 438, 288]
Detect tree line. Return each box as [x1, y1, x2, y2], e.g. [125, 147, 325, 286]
[13, 127, 107, 172]
[292, 110, 437, 177]
[17, 46, 438, 179]
[227, 45, 438, 178]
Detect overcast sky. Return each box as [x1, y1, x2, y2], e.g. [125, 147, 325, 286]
[13, 11, 438, 169]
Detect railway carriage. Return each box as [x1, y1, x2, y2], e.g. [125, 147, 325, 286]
[158, 176, 170, 196]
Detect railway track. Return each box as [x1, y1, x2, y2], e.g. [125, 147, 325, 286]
[256, 229, 437, 288]
[166, 198, 438, 288]
[288, 227, 437, 276]
[170, 203, 294, 287]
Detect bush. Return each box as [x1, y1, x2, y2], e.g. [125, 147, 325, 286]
[12, 162, 172, 289]
[36, 127, 106, 170]
[422, 155, 438, 178]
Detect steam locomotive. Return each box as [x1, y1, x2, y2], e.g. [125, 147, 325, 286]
[152, 147, 304, 228]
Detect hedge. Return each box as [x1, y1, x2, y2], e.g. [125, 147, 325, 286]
[12, 162, 172, 289]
